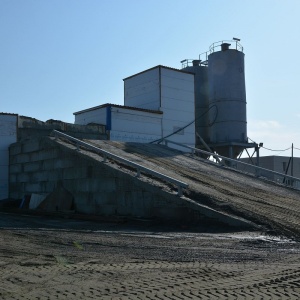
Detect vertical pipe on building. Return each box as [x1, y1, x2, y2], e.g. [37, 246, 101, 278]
[159, 66, 163, 139]
[291, 143, 294, 177]
[159, 66, 162, 108]
[256, 146, 260, 177]
[106, 105, 112, 131]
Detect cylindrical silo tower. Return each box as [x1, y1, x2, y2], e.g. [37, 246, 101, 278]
[208, 40, 247, 158]
[181, 59, 210, 144]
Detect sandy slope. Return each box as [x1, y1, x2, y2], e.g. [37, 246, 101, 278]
[79, 140, 300, 238]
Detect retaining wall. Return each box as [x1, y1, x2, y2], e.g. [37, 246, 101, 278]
[9, 137, 198, 221]
[9, 137, 254, 227]
[18, 116, 107, 141]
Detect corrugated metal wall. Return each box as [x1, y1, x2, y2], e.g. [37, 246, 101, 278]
[123, 66, 195, 148]
[74, 107, 107, 126]
[124, 68, 160, 110]
[160, 68, 195, 148]
[75, 66, 195, 148]
[110, 107, 162, 142]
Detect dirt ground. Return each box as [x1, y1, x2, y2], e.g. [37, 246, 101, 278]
[1, 212, 300, 299]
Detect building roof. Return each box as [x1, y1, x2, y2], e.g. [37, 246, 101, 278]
[73, 103, 163, 116]
[123, 65, 195, 81]
[241, 155, 300, 159]
[0, 112, 18, 116]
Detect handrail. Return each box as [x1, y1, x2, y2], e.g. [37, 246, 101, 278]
[209, 39, 243, 53]
[51, 130, 188, 196]
[162, 139, 300, 190]
[181, 40, 243, 69]
[181, 56, 208, 68]
[198, 50, 210, 63]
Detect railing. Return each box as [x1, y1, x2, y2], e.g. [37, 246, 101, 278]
[162, 139, 300, 190]
[181, 52, 209, 68]
[209, 39, 243, 53]
[181, 40, 243, 69]
[51, 130, 188, 196]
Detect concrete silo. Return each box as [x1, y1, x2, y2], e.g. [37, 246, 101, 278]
[207, 40, 256, 159]
[185, 39, 258, 160]
[181, 59, 210, 145]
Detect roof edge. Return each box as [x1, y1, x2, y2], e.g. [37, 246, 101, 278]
[0, 112, 18, 116]
[74, 103, 163, 115]
[123, 65, 195, 81]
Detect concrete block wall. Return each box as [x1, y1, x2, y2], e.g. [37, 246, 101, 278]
[9, 137, 195, 221]
[18, 116, 108, 141]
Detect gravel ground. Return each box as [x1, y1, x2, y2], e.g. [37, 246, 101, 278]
[1, 212, 300, 299]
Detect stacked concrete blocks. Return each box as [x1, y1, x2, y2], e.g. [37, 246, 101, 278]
[9, 136, 254, 228]
[9, 137, 194, 221]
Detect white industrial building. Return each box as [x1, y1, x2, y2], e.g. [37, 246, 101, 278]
[1, 65, 197, 201]
[74, 104, 163, 143]
[74, 65, 196, 149]
[1, 39, 300, 201]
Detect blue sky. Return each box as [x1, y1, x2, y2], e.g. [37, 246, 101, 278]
[1, 0, 300, 156]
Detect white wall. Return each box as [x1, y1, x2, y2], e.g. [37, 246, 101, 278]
[110, 107, 162, 143]
[124, 66, 196, 149]
[160, 68, 195, 148]
[74, 106, 107, 126]
[74, 105, 162, 143]
[124, 68, 160, 110]
[75, 66, 195, 150]
[0, 114, 17, 200]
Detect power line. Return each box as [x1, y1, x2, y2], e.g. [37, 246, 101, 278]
[261, 146, 291, 152]
[150, 105, 218, 144]
[248, 137, 292, 152]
